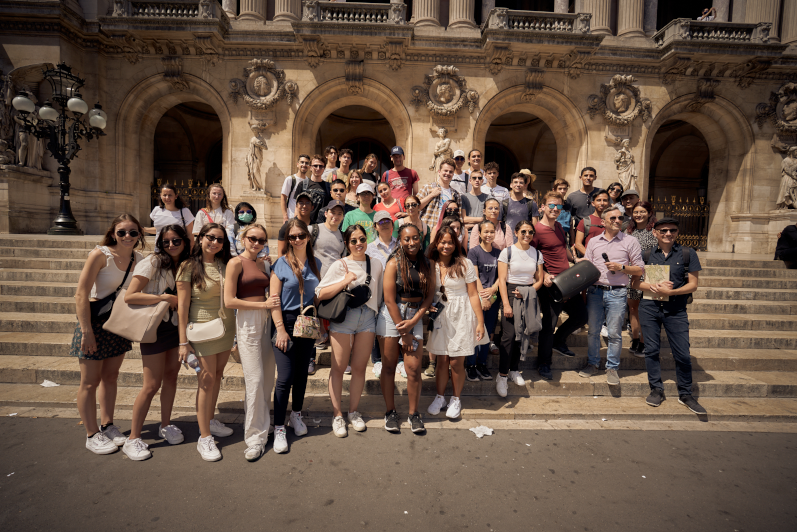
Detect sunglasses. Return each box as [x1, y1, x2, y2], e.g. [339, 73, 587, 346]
[440, 286, 448, 302]
[115, 230, 140, 238]
[238, 210, 253, 215]
[455, 157, 465, 161]
[657, 228, 678, 234]
[377, 219, 393, 226]
[204, 234, 225, 243]
[609, 188, 622, 193]
[349, 237, 368, 245]
[471, 176, 484, 181]
[546, 204, 564, 210]
[445, 210, 459, 216]
[608, 215, 625, 222]
[311, 164, 324, 169]
[332, 188, 346, 193]
[164, 238, 183, 248]
[288, 233, 308, 241]
[518, 229, 534, 236]
[246, 236, 267, 246]
[404, 202, 419, 208]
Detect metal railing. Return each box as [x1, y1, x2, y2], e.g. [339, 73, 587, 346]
[152, 179, 210, 216]
[484, 8, 591, 34]
[302, 1, 406, 24]
[653, 18, 772, 47]
[650, 195, 710, 251]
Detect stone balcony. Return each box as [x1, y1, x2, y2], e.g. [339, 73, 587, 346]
[481, 8, 604, 48]
[654, 18, 786, 57]
[99, 0, 231, 33]
[293, 1, 411, 38]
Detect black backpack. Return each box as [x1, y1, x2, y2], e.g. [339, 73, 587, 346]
[642, 246, 694, 304]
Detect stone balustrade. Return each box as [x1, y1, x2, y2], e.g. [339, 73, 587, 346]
[301, 1, 406, 25]
[654, 19, 773, 47]
[484, 8, 592, 34]
[111, 0, 226, 20]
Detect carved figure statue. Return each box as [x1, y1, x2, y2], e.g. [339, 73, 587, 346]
[784, 100, 797, 122]
[245, 134, 266, 191]
[429, 127, 452, 171]
[13, 114, 28, 167]
[614, 92, 631, 114]
[436, 82, 453, 104]
[222, 0, 235, 15]
[13, 111, 43, 170]
[0, 139, 14, 165]
[614, 139, 638, 192]
[776, 146, 797, 210]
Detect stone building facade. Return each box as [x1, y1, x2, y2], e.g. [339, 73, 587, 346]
[2, 0, 797, 253]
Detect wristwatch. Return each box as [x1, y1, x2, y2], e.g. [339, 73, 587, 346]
[622, 264, 626, 271]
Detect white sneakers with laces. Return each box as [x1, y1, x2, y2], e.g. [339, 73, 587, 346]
[102, 424, 126, 446]
[396, 361, 407, 378]
[427, 394, 447, 415]
[332, 416, 348, 438]
[86, 432, 118, 455]
[446, 397, 462, 419]
[373, 361, 382, 378]
[289, 411, 308, 436]
[348, 411, 366, 432]
[496, 375, 508, 397]
[123, 437, 151, 461]
[209, 419, 233, 437]
[244, 443, 265, 462]
[197, 435, 221, 461]
[509, 371, 525, 386]
[273, 426, 289, 453]
[158, 424, 184, 445]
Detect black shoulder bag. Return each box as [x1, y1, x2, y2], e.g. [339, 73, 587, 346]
[89, 252, 135, 319]
[317, 257, 373, 323]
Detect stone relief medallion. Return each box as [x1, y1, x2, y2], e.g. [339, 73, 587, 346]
[757, 82, 797, 153]
[410, 65, 479, 119]
[587, 74, 652, 126]
[229, 58, 298, 111]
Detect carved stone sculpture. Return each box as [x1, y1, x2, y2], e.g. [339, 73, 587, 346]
[229, 58, 298, 110]
[410, 65, 479, 118]
[162, 57, 189, 91]
[0, 139, 14, 165]
[521, 69, 544, 102]
[756, 82, 797, 135]
[429, 127, 453, 171]
[246, 134, 266, 192]
[614, 139, 638, 192]
[776, 146, 797, 210]
[587, 74, 652, 126]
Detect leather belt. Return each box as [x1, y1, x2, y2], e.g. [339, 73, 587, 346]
[596, 285, 627, 290]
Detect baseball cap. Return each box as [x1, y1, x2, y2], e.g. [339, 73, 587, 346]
[653, 217, 679, 228]
[390, 146, 404, 156]
[373, 211, 392, 224]
[453, 149, 465, 158]
[296, 191, 313, 202]
[356, 183, 375, 195]
[621, 189, 639, 198]
[325, 199, 345, 211]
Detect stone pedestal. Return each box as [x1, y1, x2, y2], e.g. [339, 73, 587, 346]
[0, 165, 55, 234]
[554, 0, 568, 13]
[713, 0, 730, 22]
[781, 0, 797, 43]
[617, 0, 645, 38]
[745, 0, 781, 42]
[448, 0, 475, 29]
[238, 0, 266, 21]
[413, 0, 441, 27]
[730, 210, 797, 254]
[643, 0, 658, 36]
[273, 0, 300, 22]
[581, 0, 611, 35]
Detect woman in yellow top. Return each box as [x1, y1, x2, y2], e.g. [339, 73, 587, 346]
[177, 223, 236, 462]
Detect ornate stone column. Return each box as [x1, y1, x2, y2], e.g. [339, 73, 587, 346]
[643, 0, 657, 36]
[581, 0, 611, 35]
[745, 0, 781, 42]
[554, 0, 568, 13]
[238, 0, 266, 21]
[617, 0, 645, 38]
[782, 0, 797, 43]
[713, 0, 731, 21]
[448, 0, 475, 28]
[413, 0, 441, 26]
[273, 0, 300, 22]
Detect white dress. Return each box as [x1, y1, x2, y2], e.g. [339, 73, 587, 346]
[427, 258, 478, 358]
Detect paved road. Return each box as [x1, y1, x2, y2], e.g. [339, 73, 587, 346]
[1, 417, 795, 531]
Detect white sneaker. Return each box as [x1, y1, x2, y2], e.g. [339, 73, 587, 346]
[509, 370, 525, 386]
[344, 365, 352, 374]
[209, 419, 233, 438]
[102, 424, 126, 446]
[273, 426, 289, 453]
[601, 325, 609, 337]
[446, 397, 462, 419]
[244, 443, 265, 462]
[197, 435, 221, 462]
[289, 411, 308, 436]
[86, 432, 118, 455]
[122, 437, 151, 461]
[158, 424, 184, 445]
[427, 394, 447, 415]
[396, 361, 407, 378]
[332, 416, 348, 438]
[373, 361, 382, 378]
[348, 411, 366, 432]
[496, 375, 508, 397]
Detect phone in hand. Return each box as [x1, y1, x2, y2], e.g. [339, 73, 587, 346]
[272, 330, 293, 352]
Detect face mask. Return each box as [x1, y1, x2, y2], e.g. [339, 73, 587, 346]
[238, 213, 253, 223]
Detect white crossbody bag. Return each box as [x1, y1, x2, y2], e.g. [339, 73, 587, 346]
[186, 262, 227, 343]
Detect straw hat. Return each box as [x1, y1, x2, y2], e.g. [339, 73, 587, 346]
[519, 169, 536, 183]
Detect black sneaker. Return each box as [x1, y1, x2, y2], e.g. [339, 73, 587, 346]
[466, 366, 480, 382]
[537, 364, 553, 381]
[408, 412, 425, 433]
[635, 342, 646, 358]
[384, 410, 400, 432]
[646, 388, 665, 407]
[475, 364, 493, 380]
[552, 344, 576, 358]
[629, 338, 639, 353]
[679, 395, 707, 415]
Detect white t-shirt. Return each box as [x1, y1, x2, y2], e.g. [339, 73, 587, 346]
[281, 174, 309, 219]
[450, 171, 469, 196]
[132, 254, 178, 324]
[315, 256, 384, 313]
[498, 244, 544, 285]
[150, 207, 194, 250]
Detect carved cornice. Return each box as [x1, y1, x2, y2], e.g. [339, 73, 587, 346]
[229, 58, 298, 110]
[587, 75, 652, 126]
[410, 65, 479, 118]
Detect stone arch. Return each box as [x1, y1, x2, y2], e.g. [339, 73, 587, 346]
[473, 86, 589, 187]
[115, 73, 232, 224]
[640, 95, 755, 252]
[292, 79, 412, 167]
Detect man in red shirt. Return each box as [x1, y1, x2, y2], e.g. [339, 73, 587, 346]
[382, 146, 419, 208]
[573, 189, 609, 257]
[531, 191, 588, 380]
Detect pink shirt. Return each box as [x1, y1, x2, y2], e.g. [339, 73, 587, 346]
[469, 220, 510, 251]
[584, 230, 644, 287]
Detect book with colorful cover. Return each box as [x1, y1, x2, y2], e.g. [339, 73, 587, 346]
[643, 265, 670, 301]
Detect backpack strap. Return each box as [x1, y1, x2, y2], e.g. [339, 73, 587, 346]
[682, 246, 690, 274]
[507, 244, 512, 273]
[381, 170, 390, 184]
[310, 223, 319, 245]
[643, 247, 652, 264]
[501, 199, 509, 222]
[288, 175, 298, 200]
[583, 216, 591, 236]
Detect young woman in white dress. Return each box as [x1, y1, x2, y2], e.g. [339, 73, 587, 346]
[148, 183, 195, 249]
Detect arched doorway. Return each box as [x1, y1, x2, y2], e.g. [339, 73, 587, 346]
[151, 102, 223, 213]
[484, 111, 557, 191]
[315, 105, 395, 174]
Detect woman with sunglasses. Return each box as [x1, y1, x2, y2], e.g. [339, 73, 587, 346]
[121, 224, 189, 460]
[495, 220, 544, 397]
[224, 223, 281, 461]
[148, 183, 195, 250]
[194, 183, 235, 242]
[345, 169, 363, 208]
[378, 223, 434, 433]
[177, 223, 236, 461]
[468, 198, 510, 251]
[426, 226, 485, 418]
[317, 225, 384, 437]
[607, 182, 624, 212]
[432, 200, 466, 247]
[626, 201, 658, 356]
[396, 195, 430, 250]
[71, 214, 145, 455]
[270, 219, 322, 453]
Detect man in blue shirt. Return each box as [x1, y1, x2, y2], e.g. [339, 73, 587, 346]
[631, 218, 706, 415]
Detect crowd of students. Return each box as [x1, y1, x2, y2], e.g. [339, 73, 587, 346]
[70, 147, 706, 462]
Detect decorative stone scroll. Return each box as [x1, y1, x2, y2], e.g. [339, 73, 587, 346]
[521, 69, 544, 102]
[302, 37, 328, 68]
[486, 47, 512, 75]
[587, 74, 652, 126]
[229, 58, 298, 111]
[345, 61, 363, 95]
[410, 65, 479, 118]
[162, 56, 189, 91]
[686, 79, 720, 112]
[732, 58, 771, 90]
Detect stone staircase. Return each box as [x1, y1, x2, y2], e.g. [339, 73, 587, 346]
[1, 234, 796, 424]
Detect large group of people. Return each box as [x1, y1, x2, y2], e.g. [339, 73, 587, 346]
[71, 148, 707, 462]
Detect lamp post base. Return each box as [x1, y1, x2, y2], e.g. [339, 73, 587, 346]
[48, 164, 84, 235]
[47, 225, 84, 236]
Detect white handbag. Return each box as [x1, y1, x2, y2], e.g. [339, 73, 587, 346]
[186, 263, 227, 344]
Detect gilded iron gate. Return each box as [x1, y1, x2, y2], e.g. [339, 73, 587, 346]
[649, 196, 710, 251]
[151, 179, 209, 215]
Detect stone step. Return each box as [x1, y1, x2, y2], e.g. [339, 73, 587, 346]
[2, 355, 795, 398]
[0, 281, 78, 297]
[0, 312, 78, 334]
[699, 276, 797, 289]
[1, 382, 796, 423]
[701, 267, 797, 279]
[688, 299, 797, 315]
[683, 312, 797, 331]
[0, 236, 99, 249]
[0, 247, 91, 259]
[567, 329, 797, 349]
[0, 257, 88, 270]
[0, 269, 82, 283]
[701, 258, 786, 269]
[0, 295, 77, 314]
[692, 287, 797, 302]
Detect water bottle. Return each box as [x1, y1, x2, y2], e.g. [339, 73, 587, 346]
[184, 353, 201, 374]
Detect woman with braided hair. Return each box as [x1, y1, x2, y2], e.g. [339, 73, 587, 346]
[376, 223, 435, 434]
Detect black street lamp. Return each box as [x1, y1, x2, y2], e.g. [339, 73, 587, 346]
[11, 62, 107, 235]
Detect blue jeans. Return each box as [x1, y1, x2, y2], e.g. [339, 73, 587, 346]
[467, 299, 499, 366]
[586, 285, 627, 370]
[639, 300, 693, 396]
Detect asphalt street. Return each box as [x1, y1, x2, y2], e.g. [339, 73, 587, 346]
[0, 417, 795, 532]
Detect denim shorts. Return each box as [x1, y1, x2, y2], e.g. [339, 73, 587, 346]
[329, 305, 377, 335]
[376, 302, 424, 340]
